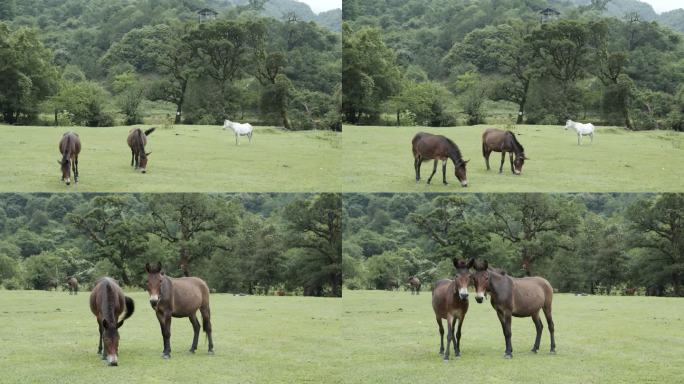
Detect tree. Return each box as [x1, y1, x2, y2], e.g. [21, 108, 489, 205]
[486, 194, 579, 276]
[342, 24, 401, 123]
[0, 24, 59, 124]
[627, 194, 684, 296]
[455, 22, 538, 123]
[69, 195, 147, 285]
[283, 193, 342, 297]
[146, 194, 237, 277]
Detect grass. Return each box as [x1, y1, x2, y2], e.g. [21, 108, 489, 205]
[342, 125, 684, 192]
[0, 125, 341, 192]
[341, 290, 684, 384]
[0, 290, 341, 384]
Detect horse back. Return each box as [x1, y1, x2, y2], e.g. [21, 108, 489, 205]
[90, 277, 124, 319]
[412, 132, 449, 160]
[511, 277, 552, 315]
[170, 277, 211, 315]
[482, 128, 506, 149]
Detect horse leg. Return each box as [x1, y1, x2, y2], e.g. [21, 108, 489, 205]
[452, 316, 460, 357]
[188, 313, 201, 353]
[414, 157, 421, 183]
[427, 160, 437, 185]
[499, 152, 505, 174]
[509, 152, 515, 174]
[504, 312, 513, 358]
[496, 310, 512, 358]
[577, 133, 581, 146]
[441, 159, 448, 185]
[590, 132, 593, 144]
[131, 150, 135, 167]
[436, 317, 444, 355]
[531, 311, 543, 353]
[235, 133, 239, 146]
[444, 314, 453, 361]
[157, 312, 171, 358]
[97, 321, 103, 355]
[543, 305, 556, 354]
[200, 305, 213, 354]
[73, 156, 79, 183]
[484, 148, 491, 171]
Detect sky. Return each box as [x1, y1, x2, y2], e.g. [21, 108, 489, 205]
[297, 0, 341, 14]
[638, 0, 683, 13]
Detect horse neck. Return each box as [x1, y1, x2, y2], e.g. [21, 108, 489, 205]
[446, 146, 462, 167]
[508, 135, 523, 157]
[487, 270, 511, 300]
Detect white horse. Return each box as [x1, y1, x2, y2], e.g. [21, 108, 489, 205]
[223, 119, 253, 145]
[564, 119, 594, 145]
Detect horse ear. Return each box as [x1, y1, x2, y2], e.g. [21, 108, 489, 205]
[467, 258, 475, 269]
[483, 260, 489, 270]
[145, 263, 151, 273]
[146, 152, 151, 156]
[464, 159, 470, 164]
[452, 258, 458, 269]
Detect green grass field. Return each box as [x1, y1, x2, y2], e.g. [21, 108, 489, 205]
[0, 125, 341, 192]
[341, 290, 684, 384]
[342, 125, 684, 192]
[0, 290, 340, 384]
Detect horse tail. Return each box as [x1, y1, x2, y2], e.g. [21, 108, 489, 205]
[201, 306, 211, 334]
[118, 296, 135, 328]
[482, 141, 487, 157]
[144, 127, 156, 136]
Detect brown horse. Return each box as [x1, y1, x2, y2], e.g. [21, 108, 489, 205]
[412, 132, 469, 187]
[408, 276, 421, 295]
[482, 128, 528, 175]
[58, 132, 81, 185]
[145, 262, 214, 358]
[431, 259, 473, 361]
[127, 127, 155, 173]
[89, 277, 135, 366]
[471, 260, 555, 358]
[66, 276, 79, 295]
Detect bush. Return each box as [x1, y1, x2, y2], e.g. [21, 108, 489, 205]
[24, 252, 63, 290]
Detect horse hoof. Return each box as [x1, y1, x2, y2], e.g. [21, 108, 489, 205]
[188, 349, 196, 354]
[162, 354, 170, 359]
[531, 349, 538, 354]
[443, 358, 450, 363]
[550, 350, 556, 355]
[504, 354, 512, 359]
[208, 350, 214, 355]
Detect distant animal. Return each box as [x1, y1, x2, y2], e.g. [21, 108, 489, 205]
[482, 128, 529, 175]
[127, 127, 155, 173]
[412, 132, 469, 187]
[223, 119, 253, 145]
[66, 276, 79, 295]
[646, 284, 665, 297]
[431, 259, 473, 361]
[564, 119, 594, 145]
[408, 276, 421, 295]
[58, 132, 81, 185]
[471, 259, 555, 358]
[624, 287, 637, 296]
[89, 277, 135, 366]
[145, 262, 214, 358]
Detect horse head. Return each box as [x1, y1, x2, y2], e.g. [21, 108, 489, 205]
[455, 160, 469, 187]
[452, 259, 472, 300]
[470, 259, 489, 303]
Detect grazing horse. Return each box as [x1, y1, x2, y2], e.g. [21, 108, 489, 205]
[127, 127, 155, 173]
[89, 277, 135, 366]
[66, 276, 79, 295]
[431, 259, 473, 361]
[482, 128, 529, 175]
[565, 119, 594, 145]
[223, 119, 253, 145]
[145, 263, 214, 358]
[471, 260, 555, 358]
[412, 132, 469, 187]
[408, 276, 421, 295]
[58, 132, 81, 185]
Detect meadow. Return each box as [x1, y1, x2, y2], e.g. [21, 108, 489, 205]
[0, 125, 341, 192]
[0, 290, 341, 384]
[342, 125, 684, 192]
[341, 290, 684, 384]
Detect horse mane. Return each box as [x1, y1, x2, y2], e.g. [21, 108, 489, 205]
[61, 134, 72, 163]
[443, 137, 464, 165]
[507, 131, 524, 154]
[136, 129, 146, 159]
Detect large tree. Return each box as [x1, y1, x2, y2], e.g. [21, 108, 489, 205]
[627, 194, 684, 296]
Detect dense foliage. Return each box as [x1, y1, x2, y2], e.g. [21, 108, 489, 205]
[343, 193, 684, 296]
[0, 193, 342, 297]
[343, 0, 684, 130]
[0, 0, 341, 129]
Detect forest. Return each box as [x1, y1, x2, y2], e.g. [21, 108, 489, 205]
[343, 0, 684, 130]
[0, 0, 341, 130]
[343, 193, 683, 296]
[0, 193, 342, 297]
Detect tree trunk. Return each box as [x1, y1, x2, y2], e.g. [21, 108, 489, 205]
[54, 109, 58, 126]
[175, 80, 187, 124]
[516, 80, 529, 124]
[396, 109, 401, 126]
[280, 106, 291, 130]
